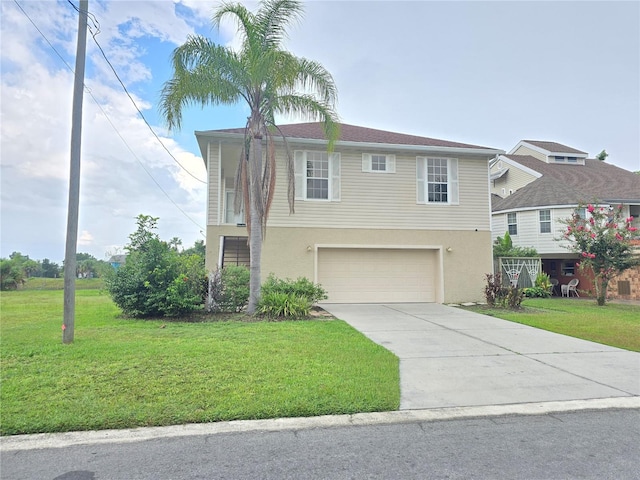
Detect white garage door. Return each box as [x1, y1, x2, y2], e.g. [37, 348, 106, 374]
[318, 248, 437, 303]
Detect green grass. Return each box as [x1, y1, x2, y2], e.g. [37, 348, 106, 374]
[21, 277, 105, 290]
[0, 289, 399, 436]
[462, 298, 640, 352]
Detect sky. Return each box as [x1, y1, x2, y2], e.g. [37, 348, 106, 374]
[1, 0, 639, 264]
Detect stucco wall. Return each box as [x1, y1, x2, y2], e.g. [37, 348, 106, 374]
[207, 226, 493, 304]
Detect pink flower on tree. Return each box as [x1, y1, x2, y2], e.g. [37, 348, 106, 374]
[561, 202, 640, 306]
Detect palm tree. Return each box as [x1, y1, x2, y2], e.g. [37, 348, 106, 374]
[160, 0, 339, 313]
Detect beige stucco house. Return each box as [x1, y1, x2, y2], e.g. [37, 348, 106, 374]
[491, 140, 640, 300]
[196, 123, 502, 304]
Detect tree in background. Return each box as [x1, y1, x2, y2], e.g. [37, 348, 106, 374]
[160, 0, 339, 313]
[493, 231, 538, 258]
[561, 204, 640, 306]
[596, 149, 608, 162]
[105, 215, 206, 317]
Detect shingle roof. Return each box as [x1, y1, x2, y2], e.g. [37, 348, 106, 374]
[208, 122, 496, 150]
[522, 140, 587, 155]
[493, 155, 640, 211]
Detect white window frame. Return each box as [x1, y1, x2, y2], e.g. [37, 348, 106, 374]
[507, 212, 518, 236]
[224, 190, 244, 225]
[362, 153, 396, 173]
[539, 209, 552, 234]
[416, 157, 459, 205]
[294, 150, 341, 201]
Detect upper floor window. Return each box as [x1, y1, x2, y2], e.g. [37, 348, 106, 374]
[416, 157, 459, 204]
[224, 190, 244, 225]
[567, 157, 577, 163]
[362, 153, 395, 173]
[507, 212, 518, 235]
[554, 156, 565, 163]
[539, 209, 552, 233]
[294, 151, 341, 201]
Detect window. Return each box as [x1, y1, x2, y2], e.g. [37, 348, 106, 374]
[539, 209, 551, 233]
[224, 190, 244, 224]
[362, 153, 395, 173]
[567, 157, 577, 163]
[294, 151, 340, 201]
[554, 156, 565, 163]
[562, 261, 575, 276]
[417, 157, 459, 204]
[507, 212, 518, 235]
[574, 207, 586, 219]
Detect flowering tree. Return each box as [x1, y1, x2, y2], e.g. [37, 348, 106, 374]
[561, 204, 639, 305]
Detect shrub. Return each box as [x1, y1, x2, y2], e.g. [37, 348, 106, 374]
[258, 292, 312, 318]
[523, 286, 550, 298]
[105, 215, 206, 317]
[261, 275, 328, 304]
[216, 265, 250, 312]
[258, 275, 327, 318]
[484, 273, 503, 306]
[504, 286, 524, 308]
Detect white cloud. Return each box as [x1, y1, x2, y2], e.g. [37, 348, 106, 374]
[78, 230, 94, 246]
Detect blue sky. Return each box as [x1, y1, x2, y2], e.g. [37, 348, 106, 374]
[1, 0, 639, 263]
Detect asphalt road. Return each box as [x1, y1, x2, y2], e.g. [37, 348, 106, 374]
[2, 409, 639, 480]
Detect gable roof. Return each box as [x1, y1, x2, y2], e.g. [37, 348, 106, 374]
[493, 155, 640, 212]
[196, 122, 501, 153]
[520, 140, 587, 155]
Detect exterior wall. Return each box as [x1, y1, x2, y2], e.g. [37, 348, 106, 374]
[206, 226, 493, 304]
[492, 207, 575, 254]
[205, 141, 492, 231]
[490, 162, 538, 197]
[511, 144, 547, 162]
[607, 265, 640, 301]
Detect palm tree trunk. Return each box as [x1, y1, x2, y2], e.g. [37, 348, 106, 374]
[247, 133, 263, 314]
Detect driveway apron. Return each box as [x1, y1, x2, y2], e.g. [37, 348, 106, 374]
[321, 303, 640, 410]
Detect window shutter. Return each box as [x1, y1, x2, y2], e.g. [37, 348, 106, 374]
[362, 153, 371, 172]
[294, 151, 304, 200]
[331, 153, 341, 201]
[449, 158, 459, 205]
[387, 155, 396, 173]
[416, 157, 425, 203]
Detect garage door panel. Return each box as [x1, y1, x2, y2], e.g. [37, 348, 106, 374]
[318, 248, 437, 303]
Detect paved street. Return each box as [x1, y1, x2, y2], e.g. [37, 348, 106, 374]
[2, 409, 639, 479]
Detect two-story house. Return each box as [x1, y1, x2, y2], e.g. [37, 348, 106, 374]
[491, 140, 640, 300]
[196, 123, 502, 304]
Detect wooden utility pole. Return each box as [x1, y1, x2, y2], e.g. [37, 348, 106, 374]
[63, 0, 88, 344]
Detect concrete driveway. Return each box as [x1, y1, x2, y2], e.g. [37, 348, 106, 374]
[321, 303, 640, 410]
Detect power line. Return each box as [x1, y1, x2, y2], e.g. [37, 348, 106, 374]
[66, 0, 207, 185]
[11, 0, 205, 231]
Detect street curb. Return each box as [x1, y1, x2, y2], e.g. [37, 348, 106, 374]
[2, 397, 638, 451]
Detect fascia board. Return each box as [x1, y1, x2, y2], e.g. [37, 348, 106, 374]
[195, 130, 504, 157]
[492, 203, 594, 215]
[498, 155, 543, 178]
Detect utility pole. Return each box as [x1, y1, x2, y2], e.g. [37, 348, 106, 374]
[63, 0, 88, 344]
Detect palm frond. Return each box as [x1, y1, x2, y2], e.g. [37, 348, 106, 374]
[256, 0, 304, 49]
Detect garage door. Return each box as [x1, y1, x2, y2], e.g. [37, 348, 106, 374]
[317, 248, 437, 303]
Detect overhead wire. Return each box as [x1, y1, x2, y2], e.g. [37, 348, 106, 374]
[12, 0, 205, 231]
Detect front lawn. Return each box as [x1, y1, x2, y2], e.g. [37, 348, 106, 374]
[0, 289, 399, 436]
[461, 298, 640, 352]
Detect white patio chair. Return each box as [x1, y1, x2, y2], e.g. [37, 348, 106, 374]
[561, 278, 579, 297]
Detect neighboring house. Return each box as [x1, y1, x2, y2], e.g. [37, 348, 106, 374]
[196, 123, 503, 304]
[491, 140, 640, 300]
[108, 255, 126, 270]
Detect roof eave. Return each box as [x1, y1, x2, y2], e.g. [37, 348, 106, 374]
[195, 130, 504, 157]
